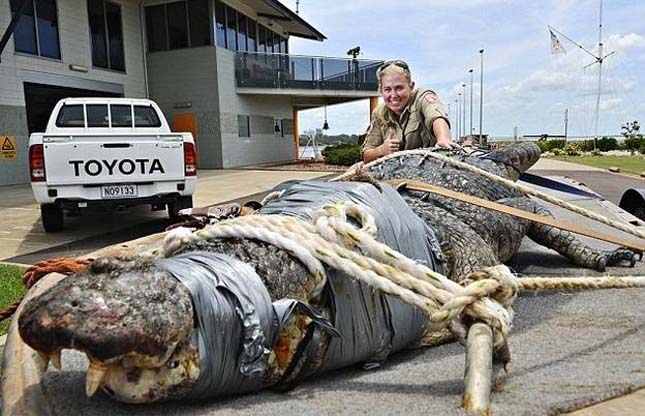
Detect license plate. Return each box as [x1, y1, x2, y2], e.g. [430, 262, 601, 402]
[101, 184, 138, 199]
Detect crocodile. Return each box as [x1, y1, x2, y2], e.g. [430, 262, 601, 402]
[16, 142, 639, 403]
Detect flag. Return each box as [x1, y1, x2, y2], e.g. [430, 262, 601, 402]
[549, 29, 566, 54]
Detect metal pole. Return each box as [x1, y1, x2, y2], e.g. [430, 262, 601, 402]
[457, 94, 461, 140]
[594, 0, 603, 149]
[564, 108, 568, 144]
[462, 83, 466, 140]
[469, 69, 474, 136]
[479, 49, 484, 142]
[454, 98, 459, 141]
[463, 323, 493, 413]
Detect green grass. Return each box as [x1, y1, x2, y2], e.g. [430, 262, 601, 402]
[0, 263, 27, 335]
[548, 155, 645, 175]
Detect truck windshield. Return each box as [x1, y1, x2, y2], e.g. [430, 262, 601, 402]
[55, 105, 85, 127]
[134, 106, 162, 127]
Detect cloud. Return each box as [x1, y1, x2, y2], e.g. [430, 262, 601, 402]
[285, 1, 645, 137]
[606, 33, 645, 51]
[599, 97, 623, 111]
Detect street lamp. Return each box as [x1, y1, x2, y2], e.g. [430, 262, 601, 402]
[456, 96, 461, 141]
[469, 69, 474, 136]
[479, 49, 484, 142]
[462, 83, 466, 140]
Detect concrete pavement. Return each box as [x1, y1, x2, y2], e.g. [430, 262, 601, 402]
[0, 169, 329, 261]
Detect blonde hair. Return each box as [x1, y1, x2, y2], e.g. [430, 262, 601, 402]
[377, 63, 412, 87]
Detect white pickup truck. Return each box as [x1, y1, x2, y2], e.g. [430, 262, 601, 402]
[28, 97, 197, 232]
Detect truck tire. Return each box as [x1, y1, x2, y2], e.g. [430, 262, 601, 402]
[41, 203, 64, 232]
[168, 195, 193, 220]
[619, 188, 645, 221]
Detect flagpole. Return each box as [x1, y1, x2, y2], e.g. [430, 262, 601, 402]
[594, 0, 603, 146]
[548, 0, 613, 147]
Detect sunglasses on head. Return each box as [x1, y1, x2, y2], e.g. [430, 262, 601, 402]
[376, 60, 410, 76]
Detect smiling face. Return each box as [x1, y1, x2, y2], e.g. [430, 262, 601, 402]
[379, 71, 415, 116]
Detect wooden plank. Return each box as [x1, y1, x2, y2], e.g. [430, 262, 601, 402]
[386, 179, 645, 252]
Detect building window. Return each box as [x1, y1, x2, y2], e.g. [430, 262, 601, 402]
[247, 20, 257, 52]
[88, 0, 125, 71]
[215, 1, 226, 48]
[257, 25, 266, 53]
[144, 0, 211, 52]
[167, 1, 188, 49]
[274, 118, 284, 138]
[236, 12, 247, 52]
[10, 0, 61, 59]
[225, 5, 237, 50]
[188, 0, 210, 47]
[214, 1, 262, 53]
[238, 115, 250, 138]
[145, 5, 166, 52]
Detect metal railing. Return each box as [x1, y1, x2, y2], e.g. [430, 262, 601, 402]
[235, 52, 383, 91]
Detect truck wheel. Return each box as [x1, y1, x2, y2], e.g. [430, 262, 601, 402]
[41, 204, 64, 232]
[168, 195, 193, 220]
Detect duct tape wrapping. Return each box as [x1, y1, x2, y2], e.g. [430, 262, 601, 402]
[156, 252, 337, 398]
[259, 180, 444, 371]
[156, 252, 275, 398]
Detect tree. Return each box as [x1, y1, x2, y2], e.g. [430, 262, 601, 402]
[621, 120, 645, 154]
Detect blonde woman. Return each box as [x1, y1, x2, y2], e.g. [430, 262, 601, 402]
[362, 60, 459, 163]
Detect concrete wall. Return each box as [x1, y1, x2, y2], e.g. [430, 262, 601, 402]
[146, 46, 223, 168]
[216, 48, 295, 168]
[0, 0, 147, 185]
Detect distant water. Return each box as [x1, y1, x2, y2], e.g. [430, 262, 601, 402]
[299, 145, 326, 160]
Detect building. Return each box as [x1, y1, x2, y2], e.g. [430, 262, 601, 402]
[0, 0, 382, 186]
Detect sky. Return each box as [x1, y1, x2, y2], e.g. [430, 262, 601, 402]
[282, 0, 645, 139]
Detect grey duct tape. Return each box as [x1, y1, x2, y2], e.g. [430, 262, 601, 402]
[259, 180, 443, 371]
[155, 180, 444, 397]
[156, 252, 339, 398]
[156, 252, 275, 398]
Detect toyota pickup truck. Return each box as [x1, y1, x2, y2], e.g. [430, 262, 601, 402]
[28, 97, 197, 232]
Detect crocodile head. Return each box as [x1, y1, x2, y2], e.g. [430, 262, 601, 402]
[18, 257, 200, 402]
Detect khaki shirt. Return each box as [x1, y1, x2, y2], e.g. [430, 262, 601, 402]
[362, 89, 449, 152]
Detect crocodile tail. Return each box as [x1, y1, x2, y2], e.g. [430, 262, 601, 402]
[487, 142, 541, 181]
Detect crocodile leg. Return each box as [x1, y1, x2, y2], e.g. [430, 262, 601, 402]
[504, 198, 639, 271]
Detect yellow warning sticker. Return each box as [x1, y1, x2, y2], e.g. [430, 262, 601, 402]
[1, 136, 17, 160]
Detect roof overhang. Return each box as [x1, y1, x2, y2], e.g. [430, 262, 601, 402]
[241, 0, 326, 41]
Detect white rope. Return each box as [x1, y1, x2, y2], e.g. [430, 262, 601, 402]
[333, 149, 645, 240]
[161, 201, 645, 348]
[162, 202, 517, 347]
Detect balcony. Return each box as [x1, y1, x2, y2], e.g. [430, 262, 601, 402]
[235, 52, 383, 92]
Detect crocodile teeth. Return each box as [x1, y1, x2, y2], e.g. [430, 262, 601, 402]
[36, 351, 50, 372]
[51, 351, 62, 370]
[86, 361, 108, 397]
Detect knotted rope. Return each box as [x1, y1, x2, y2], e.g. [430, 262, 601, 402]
[162, 200, 645, 349]
[163, 201, 518, 348]
[0, 258, 91, 323]
[334, 149, 645, 241]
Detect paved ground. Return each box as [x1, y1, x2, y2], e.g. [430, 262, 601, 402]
[0, 169, 330, 263]
[1, 158, 644, 415]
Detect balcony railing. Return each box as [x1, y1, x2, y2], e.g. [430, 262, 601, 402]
[235, 52, 383, 91]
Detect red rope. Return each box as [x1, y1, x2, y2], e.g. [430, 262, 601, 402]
[0, 258, 92, 324]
